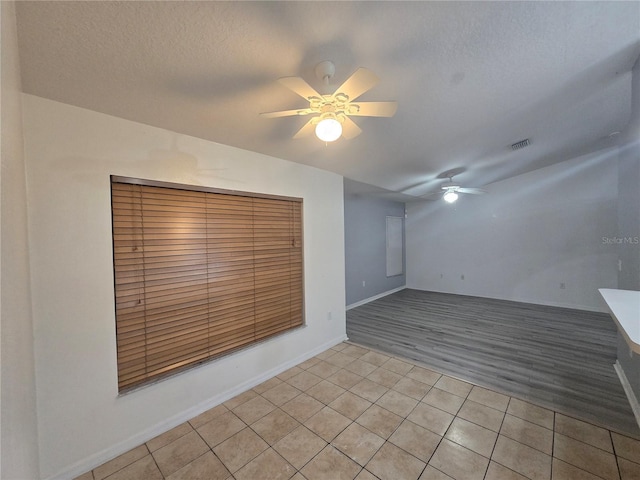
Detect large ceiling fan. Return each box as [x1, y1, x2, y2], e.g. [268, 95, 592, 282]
[261, 61, 397, 142]
[425, 173, 487, 203]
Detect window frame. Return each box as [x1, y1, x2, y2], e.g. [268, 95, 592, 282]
[110, 175, 305, 392]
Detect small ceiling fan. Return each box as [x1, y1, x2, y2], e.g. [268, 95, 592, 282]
[261, 61, 397, 142]
[425, 174, 487, 203]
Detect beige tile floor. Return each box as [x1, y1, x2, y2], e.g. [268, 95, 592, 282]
[75, 342, 640, 480]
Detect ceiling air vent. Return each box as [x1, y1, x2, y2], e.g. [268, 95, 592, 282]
[511, 138, 530, 150]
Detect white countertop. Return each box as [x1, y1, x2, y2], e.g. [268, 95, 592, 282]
[599, 288, 640, 354]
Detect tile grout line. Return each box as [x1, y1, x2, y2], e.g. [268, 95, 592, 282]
[611, 429, 623, 480]
[549, 410, 556, 480]
[424, 383, 466, 479]
[482, 396, 509, 480]
[148, 444, 164, 479]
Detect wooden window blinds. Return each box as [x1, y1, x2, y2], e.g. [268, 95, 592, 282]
[111, 176, 304, 391]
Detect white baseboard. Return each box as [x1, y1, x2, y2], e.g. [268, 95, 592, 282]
[346, 286, 406, 310]
[614, 360, 640, 431]
[47, 334, 348, 480]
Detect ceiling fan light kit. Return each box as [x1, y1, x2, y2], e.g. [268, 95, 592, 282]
[261, 61, 397, 143]
[443, 190, 459, 203]
[315, 114, 342, 142]
[422, 173, 488, 203]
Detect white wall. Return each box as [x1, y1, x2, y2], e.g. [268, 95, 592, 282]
[22, 95, 346, 479]
[406, 149, 619, 312]
[0, 3, 41, 479]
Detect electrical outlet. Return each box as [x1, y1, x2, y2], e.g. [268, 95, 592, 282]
[327, 311, 333, 321]
[362, 280, 366, 287]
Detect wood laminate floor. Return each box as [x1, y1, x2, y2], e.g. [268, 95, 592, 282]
[346, 288, 640, 438]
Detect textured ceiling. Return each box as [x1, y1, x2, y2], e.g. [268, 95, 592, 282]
[15, 1, 640, 201]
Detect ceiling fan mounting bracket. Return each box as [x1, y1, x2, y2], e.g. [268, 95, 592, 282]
[315, 60, 336, 85]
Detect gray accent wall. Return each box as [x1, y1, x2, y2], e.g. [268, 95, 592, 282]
[618, 56, 640, 292]
[616, 55, 640, 405]
[617, 147, 640, 291]
[344, 178, 406, 307]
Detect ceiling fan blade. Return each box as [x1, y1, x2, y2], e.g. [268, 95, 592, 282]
[292, 118, 317, 139]
[341, 116, 362, 139]
[457, 187, 487, 195]
[348, 101, 398, 117]
[334, 68, 379, 101]
[278, 77, 322, 101]
[260, 108, 314, 118]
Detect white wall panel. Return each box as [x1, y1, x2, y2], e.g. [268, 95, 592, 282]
[22, 95, 346, 479]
